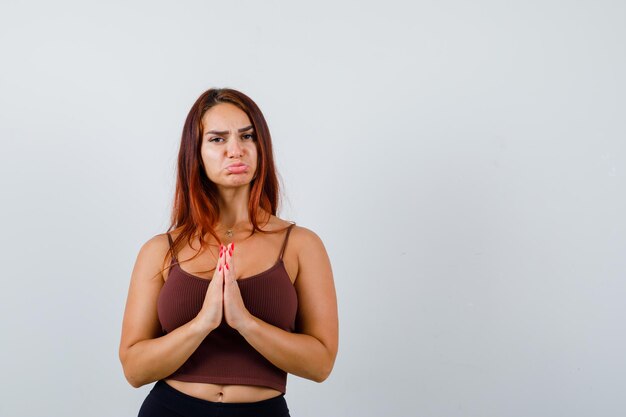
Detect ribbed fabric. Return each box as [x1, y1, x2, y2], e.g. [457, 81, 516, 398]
[157, 223, 298, 394]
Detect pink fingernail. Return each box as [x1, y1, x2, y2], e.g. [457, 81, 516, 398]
[218, 265, 222, 272]
[225, 263, 229, 270]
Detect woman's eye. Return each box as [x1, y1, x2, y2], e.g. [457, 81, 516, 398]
[243, 134, 255, 140]
[209, 137, 224, 143]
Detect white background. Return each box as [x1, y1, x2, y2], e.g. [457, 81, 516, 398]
[1, 1, 624, 416]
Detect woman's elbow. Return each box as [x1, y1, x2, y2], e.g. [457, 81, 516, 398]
[123, 366, 152, 389]
[311, 357, 335, 383]
[125, 375, 142, 389]
[121, 362, 143, 388]
[120, 350, 147, 388]
[312, 368, 331, 383]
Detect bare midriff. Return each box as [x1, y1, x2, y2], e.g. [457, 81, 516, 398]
[163, 379, 283, 403]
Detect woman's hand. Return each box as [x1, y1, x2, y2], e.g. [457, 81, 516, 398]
[222, 243, 253, 331]
[194, 245, 226, 333]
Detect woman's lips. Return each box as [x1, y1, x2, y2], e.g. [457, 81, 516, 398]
[226, 164, 248, 174]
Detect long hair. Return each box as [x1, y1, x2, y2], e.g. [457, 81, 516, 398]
[162, 87, 289, 275]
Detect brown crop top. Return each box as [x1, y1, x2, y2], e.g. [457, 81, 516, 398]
[157, 223, 298, 393]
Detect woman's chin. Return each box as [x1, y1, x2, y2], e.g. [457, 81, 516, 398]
[218, 177, 253, 188]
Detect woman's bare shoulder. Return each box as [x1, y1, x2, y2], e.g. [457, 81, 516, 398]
[137, 233, 174, 278]
[138, 233, 170, 256]
[273, 219, 325, 254]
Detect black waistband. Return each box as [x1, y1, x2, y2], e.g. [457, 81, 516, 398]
[150, 380, 289, 416]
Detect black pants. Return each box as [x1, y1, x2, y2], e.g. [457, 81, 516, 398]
[138, 380, 291, 417]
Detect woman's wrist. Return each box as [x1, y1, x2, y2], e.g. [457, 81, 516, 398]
[190, 316, 216, 337]
[237, 313, 259, 338]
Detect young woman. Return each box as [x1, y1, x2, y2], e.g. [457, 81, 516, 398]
[119, 88, 338, 417]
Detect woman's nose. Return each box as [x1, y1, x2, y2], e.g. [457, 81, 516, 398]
[227, 136, 244, 157]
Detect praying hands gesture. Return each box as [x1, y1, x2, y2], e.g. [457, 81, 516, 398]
[194, 243, 252, 333]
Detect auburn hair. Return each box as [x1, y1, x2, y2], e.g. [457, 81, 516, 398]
[161, 87, 290, 275]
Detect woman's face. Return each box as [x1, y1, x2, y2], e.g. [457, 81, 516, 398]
[200, 103, 258, 188]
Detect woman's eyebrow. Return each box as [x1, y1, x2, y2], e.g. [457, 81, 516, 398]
[206, 125, 254, 135]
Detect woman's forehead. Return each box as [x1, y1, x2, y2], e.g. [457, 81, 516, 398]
[201, 103, 251, 129]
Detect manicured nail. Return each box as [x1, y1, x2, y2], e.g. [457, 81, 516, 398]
[229, 248, 233, 256]
[225, 263, 229, 270]
[218, 265, 222, 272]
[231, 243, 235, 250]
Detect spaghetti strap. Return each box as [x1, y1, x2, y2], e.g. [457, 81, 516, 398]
[166, 232, 177, 263]
[277, 223, 296, 262]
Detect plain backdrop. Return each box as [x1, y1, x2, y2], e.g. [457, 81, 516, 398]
[1, 1, 624, 416]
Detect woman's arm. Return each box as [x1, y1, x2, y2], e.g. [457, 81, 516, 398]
[235, 227, 339, 382]
[118, 235, 213, 388]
